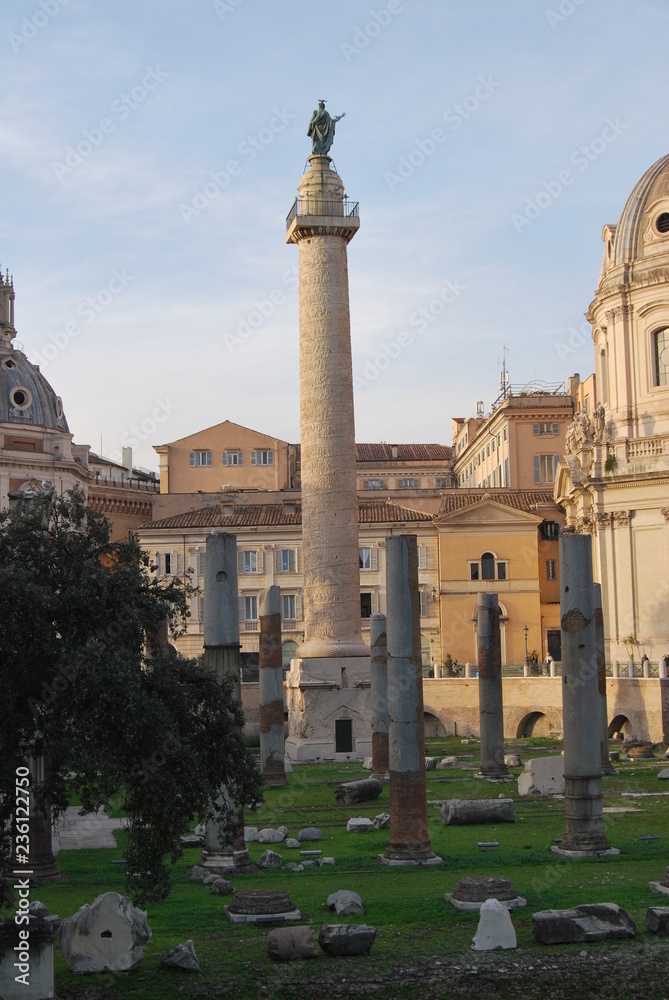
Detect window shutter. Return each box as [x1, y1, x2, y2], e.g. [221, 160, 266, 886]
[176, 552, 184, 574]
[199, 596, 205, 621]
[238, 550, 245, 574]
[371, 591, 379, 614]
[222, 452, 228, 466]
[295, 592, 302, 620]
[257, 549, 264, 574]
[370, 546, 378, 571]
[199, 551, 206, 577]
[418, 545, 427, 569]
[238, 595, 246, 621]
[419, 590, 427, 617]
[552, 454, 559, 478]
[189, 549, 197, 573]
[251, 451, 257, 466]
[155, 552, 161, 575]
[297, 546, 302, 572]
[275, 548, 281, 573]
[533, 455, 541, 483]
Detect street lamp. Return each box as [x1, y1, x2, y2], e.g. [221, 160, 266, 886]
[523, 625, 529, 670]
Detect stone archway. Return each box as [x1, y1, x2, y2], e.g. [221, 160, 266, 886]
[424, 711, 447, 738]
[609, 714, 631, 739]
[516, 711, 551, 738]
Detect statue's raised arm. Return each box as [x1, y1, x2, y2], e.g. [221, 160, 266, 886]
[308, 100, 346, 156]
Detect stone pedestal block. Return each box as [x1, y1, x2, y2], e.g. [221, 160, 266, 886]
[59, 892, 151, 974]
[517, 756, 565, 796]
[532, 903, 636, 943]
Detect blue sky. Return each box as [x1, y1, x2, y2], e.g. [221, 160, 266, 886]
[1, 0, 667, 470]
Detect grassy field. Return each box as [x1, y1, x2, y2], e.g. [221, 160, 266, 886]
[20, 737, 669, 999]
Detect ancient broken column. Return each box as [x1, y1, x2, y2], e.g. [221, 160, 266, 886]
[15, 755, 61, 882]
[553, 533, 617, 856]
[201, 530, 253, 873]
[284, 141, 370, 761]
[370, 613, 389, 780]
[379, 534, 441, 867]
[594, 582, 613, 774]
[476, 593, 508, 778]
[259, 586, 287, 787]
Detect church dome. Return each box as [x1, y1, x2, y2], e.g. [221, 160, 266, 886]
[608, 153, 669, 269]
[0, 347, 69, 432]
[0, 270, 69, 433]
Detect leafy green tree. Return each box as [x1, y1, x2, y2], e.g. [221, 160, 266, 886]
[0, 490, 262, 905]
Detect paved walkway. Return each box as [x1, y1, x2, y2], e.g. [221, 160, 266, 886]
[52, 806, 124, 853]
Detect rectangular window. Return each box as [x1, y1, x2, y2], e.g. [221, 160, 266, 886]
[240, 550, 258, 574]
[533, 454, 559, 484]
[470, 563, 479, 581]
[546, 559, 557, 580]
[398, 478, 419, 489]
[222, 450, 243, 466]
[497, 561, 507, 581]
[164, 553, 172, 575]
[244, 595, 258, 621]
[358, 547, 379, 572]
[541, 521, 560, 540]
[364, 479, 384, 490]
[533, 422, 559, 436]
[189, 450, 212, 467]
[276, 548, 296, 573]
[435, 476, 450, 488]
[504, 457, 510, 487]
[251, 449, 274, 466]
[282, 594, 296, 621]
[419, 590, 427, 617]
[360, 592, 372, 618]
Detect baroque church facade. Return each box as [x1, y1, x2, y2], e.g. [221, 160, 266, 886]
[556, 153, 669, 666]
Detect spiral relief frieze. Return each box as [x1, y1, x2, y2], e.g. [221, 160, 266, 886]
[293, 164, 367, 659]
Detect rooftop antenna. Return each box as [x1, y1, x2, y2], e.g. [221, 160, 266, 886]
[499, 345, 510, 399]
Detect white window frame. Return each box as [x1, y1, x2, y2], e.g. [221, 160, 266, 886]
[276, 548, 296, 574]
[239, 550, 260, 574]
[282, 593, 296, 621]
[359, 546, 378, 572]
[251, 449, 274, 466]
[397, 477, 419, 489]
[244, 595, 258, 621]
[222, 450, 243, 466]
[364, 479, 384, 490]
[189, 450, 212, 467]
[533, 454, 560, 484]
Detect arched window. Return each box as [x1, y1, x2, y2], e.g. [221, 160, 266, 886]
[481, 552, 495, 581]
[600, 348, 608, 404]
[654, 328, 669, 387]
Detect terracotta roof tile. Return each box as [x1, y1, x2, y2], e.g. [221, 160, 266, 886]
[355, 443, 452, 462]
[437, 488, 561, 516]
[143, 498, 431, 531]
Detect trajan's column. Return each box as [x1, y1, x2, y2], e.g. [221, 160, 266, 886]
[285, 101, 370, 760]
